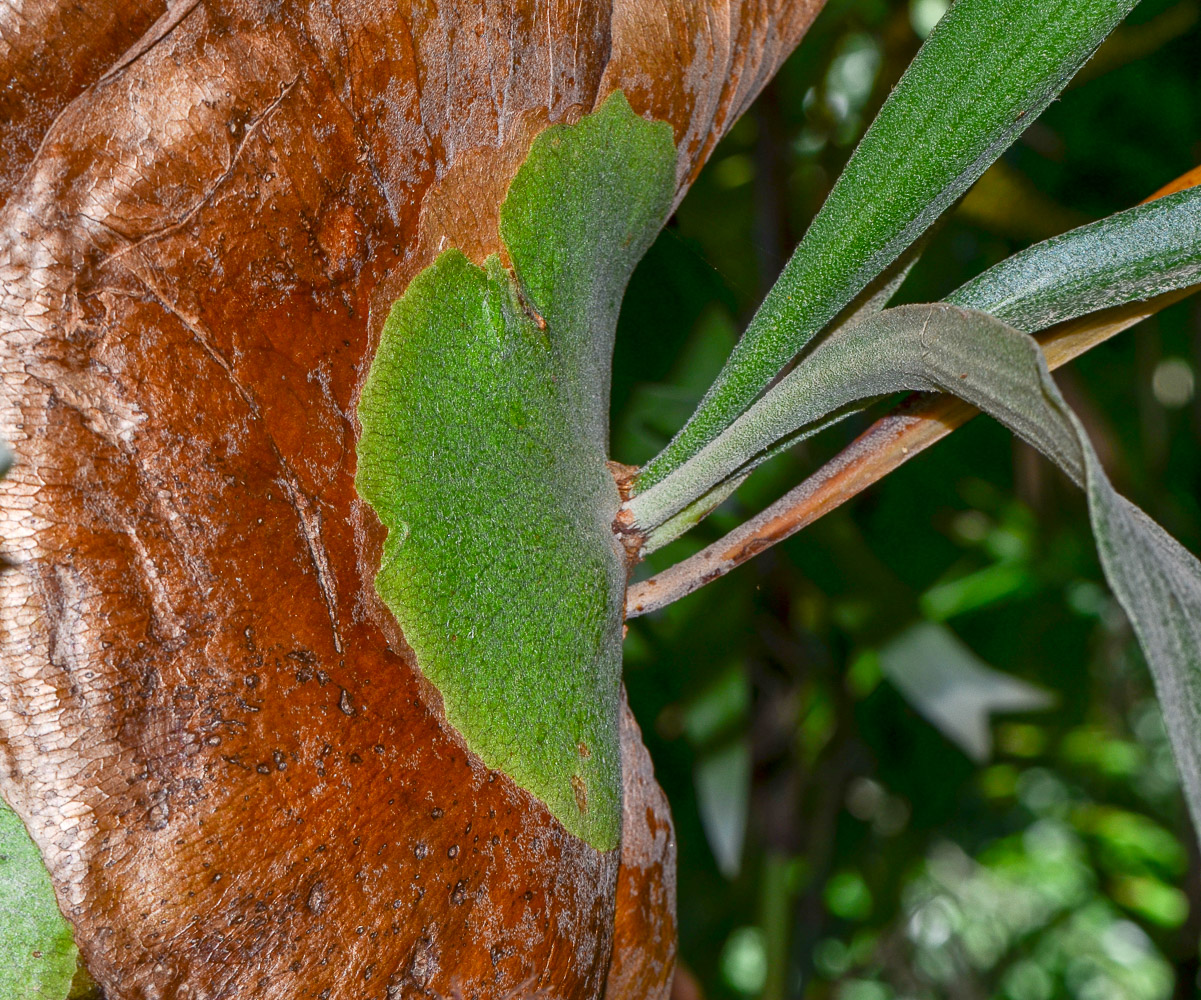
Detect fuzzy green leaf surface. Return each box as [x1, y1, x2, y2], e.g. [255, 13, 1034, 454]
[680, 300, 1201, 838]
[633, 252, 924, 551]
[627, 182, 1201, 532]
[355, 93, 675, 849]
[949, 183, 1201, 330]
[0, 801, 79, 1000]
[637, 0, 1137, 489]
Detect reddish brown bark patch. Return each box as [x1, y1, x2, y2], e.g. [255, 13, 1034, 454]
[604, 697, 679, 1000]
[0, 1, 825, 996]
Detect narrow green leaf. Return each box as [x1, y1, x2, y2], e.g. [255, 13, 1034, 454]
[0, 801, 79, 1000]
[948, 184, 1201, 331]
[627, 186, 1201, 534]
[920, 562, 1036, 621]
[638, 0, 1137, 490]
[642, 472, 749, 554]
[693, 301, 1201, 838]
[635, 251, 923, 554]
[355, 93, 676, 848]
[626, 297, 941, 532]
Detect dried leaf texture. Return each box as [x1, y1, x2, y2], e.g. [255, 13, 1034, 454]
[604, 696, 678, 1000]
[0, 0, 822, 997]
[603, 0, 826, 194]
[0, 0, 166, 210]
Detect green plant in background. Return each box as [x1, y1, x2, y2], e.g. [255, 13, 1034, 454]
[613, 0, 1201, 996]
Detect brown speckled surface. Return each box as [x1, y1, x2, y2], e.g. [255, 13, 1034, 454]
[0, 1, 824, 996]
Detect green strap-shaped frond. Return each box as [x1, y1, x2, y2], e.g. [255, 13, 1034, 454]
[637, 0, 1138, 490]
[947, 184, 1201, 330]
[646, 296, 1201, 843]
[780, 303, 1201, 838]
[627, 183, 1201, 536]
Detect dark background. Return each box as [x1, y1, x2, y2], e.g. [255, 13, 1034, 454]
[610, 2, 1201, 997]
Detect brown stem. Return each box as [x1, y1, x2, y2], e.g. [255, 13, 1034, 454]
[626, 166, 1201, 618]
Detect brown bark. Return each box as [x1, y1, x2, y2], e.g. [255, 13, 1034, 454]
[0, 1, 824, 997]
[604, 695, 678, 1000]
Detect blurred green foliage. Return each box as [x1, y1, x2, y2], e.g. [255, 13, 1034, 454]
[610, 1, 1201, 997]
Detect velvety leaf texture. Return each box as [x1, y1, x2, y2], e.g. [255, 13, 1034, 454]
[709, 301, 1201, 838]
[0, 802, 78, 1000]
[628, 185, 1201, 534]
[638, 0, 1138, 489]
[948, 184, 1201, 331]
[356, 93, 676, 849]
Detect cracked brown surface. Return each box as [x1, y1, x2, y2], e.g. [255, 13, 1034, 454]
[0, 1, 824, 996]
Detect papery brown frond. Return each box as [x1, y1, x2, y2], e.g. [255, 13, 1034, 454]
[0, 1, 824, 996]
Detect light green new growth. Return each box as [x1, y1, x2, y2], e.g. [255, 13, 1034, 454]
[356, 93, 676, 849]
[1, 801, 79, 1000]
[948, 184, 1201, 329]
[637, 0, 1138, 490]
